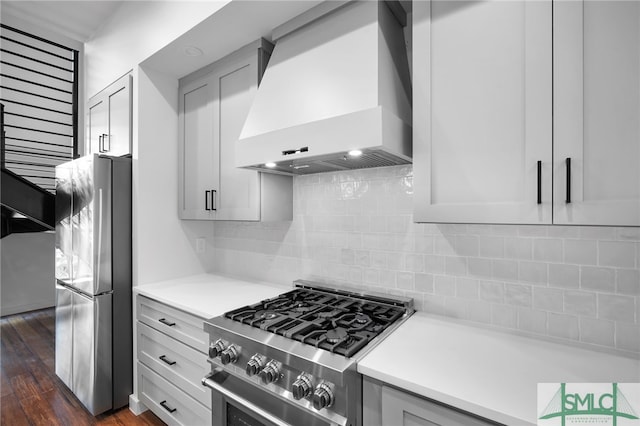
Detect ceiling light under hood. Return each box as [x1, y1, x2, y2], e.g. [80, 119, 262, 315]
[236, 0, 412, 175]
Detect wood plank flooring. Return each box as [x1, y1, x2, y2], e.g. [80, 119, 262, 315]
[1, 308, 165, 426]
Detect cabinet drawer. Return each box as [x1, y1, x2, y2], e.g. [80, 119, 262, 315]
[138, 362, 211, 426]
[136, 295, 208, 353]
[137, 322, 211, 406]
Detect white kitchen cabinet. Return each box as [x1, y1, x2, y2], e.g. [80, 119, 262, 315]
[363, 377, 495, 426]
[413, 0, 640, 226]
[136, 295, 211, 425]
[413, 0, 553, 224]
[381, 385, 496, 426]
[87, 74, 132, 156]
[553, 0, 640, 226]
[178, 39, 293, 221]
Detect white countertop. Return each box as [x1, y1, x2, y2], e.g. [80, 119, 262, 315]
[134, 273, 289, 319]
[357, 312, 640, 425]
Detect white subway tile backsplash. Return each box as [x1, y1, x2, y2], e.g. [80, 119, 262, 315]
[564, 291, 596, 317]
[548, 313, 579, 340]
[212, 165, 639, 355]
[492, 259, 519, 280]
[579, 317, 615, 347]
[456, 277, 479, 299]
[533, 239, 563, 263]
[505, 284, 532, 307]
[479, 236, 505, 258]
[533, 288, 564, 313]
[581, 266, 616, 293]
[491, 304, 517, 328]
[434, 275, 456, 296]
[598, 294, 636, 322]
[518, 261, 548, 284]
[616, 269, 640, 295]
[479, 281, 504, 303]
[517, 308, 547, 335]
[599, 241, 636, 268]
[564, 239, 597, 265]
[616, 322, 640, 352]
[549, 264, 580, 288]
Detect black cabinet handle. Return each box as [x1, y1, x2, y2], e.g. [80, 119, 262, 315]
[158, 318, 175, 327]
[98, 135, 103, 153]
[159, 355, 176, 366]
[102, 134, 110, 152]
[537, 161, 542, 205]
[566, 157, 571, 204]
[212, 190, 217, 211]
[205, 190, 211, 211]
[160, 400, 177, 413]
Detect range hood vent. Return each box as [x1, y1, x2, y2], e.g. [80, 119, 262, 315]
[236, 0, 412, 175]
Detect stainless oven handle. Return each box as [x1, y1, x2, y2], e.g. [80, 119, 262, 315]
[203, 370, 291, 426]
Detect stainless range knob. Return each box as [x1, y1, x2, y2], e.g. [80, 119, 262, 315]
[246, 354, 267, 377]
[291, 373, 313, 400]
[259, 360, 281, 384]
[208, 339, 226, 358]
[312, 382, 334, 410]
[220, 344, 240, 365]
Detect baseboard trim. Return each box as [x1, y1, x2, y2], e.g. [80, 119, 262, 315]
[0, 302, 54, 317]
[128, 394, 147, 416]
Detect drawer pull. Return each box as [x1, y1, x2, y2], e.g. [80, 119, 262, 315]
[160, 400, 177, 413]
[158, 318, 176, 327]
[159, 355, 176, 366]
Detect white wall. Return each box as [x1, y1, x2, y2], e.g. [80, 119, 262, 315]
[1, 232, 55, 316]
[85, 1, 229, 97]
[135, 66, 214, 285]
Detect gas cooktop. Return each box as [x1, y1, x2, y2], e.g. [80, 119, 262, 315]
[224, 286, 405, 358]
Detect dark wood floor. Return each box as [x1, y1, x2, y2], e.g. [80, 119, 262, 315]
[1, 308, 165, 426]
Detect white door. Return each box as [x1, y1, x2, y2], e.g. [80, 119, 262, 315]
[212, 57, 261, 221]
[105, 75, 132, 157]
[553, 0, 640, 226]
[178, 75, 216, 220]
[413, 0, 553, 224]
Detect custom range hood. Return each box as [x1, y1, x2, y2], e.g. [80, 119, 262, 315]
[236, 0, 412, 175]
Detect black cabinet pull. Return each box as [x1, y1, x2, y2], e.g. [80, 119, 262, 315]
[98, 135, 104, 153]
[103, 134, 110, 152]
[159, 355, 176, 366]
[566, 157, 572, 204]
[212, 190, 217, 211]
[158, 318, 175, 327]
[205, 190, 211, 211]
[160, 400, 177, 413]
[537, 161, 542, 205]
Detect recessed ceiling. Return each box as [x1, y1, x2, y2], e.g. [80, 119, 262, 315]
[0, 1, 123, 43]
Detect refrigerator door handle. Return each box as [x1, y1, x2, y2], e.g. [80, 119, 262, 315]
[95, 188, 103, 292]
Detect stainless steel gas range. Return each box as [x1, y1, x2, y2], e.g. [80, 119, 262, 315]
[202, 280, 414, 426]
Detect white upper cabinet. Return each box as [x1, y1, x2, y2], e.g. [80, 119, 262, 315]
[414, 0, 640, 226]
[87, 74, 132, 157]
[553, 0, 640, 226]
[178, 40, 293, 221]
[413, 0, 553, 224]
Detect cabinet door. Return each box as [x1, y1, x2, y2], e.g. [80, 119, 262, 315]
[381, 386, 494, 426]
[105, 74, 132, 157]
[88, 95, 107, 155]
[413, 0, 552, 224]
[178, 75, 216, 220]
[553, 1, 640, 226]
[211, 56, 261, 221]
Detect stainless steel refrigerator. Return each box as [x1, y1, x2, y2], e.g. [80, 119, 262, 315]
[54, 154, 132, 415]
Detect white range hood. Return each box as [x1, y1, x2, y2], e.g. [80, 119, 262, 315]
[236, 0, 412, 175]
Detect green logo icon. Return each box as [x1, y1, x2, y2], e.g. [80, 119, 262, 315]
[539, 383, 639, 426]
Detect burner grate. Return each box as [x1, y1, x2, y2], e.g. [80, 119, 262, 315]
[224, 288, 405, 358]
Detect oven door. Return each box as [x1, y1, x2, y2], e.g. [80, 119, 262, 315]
[203, 368, 340, 426]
